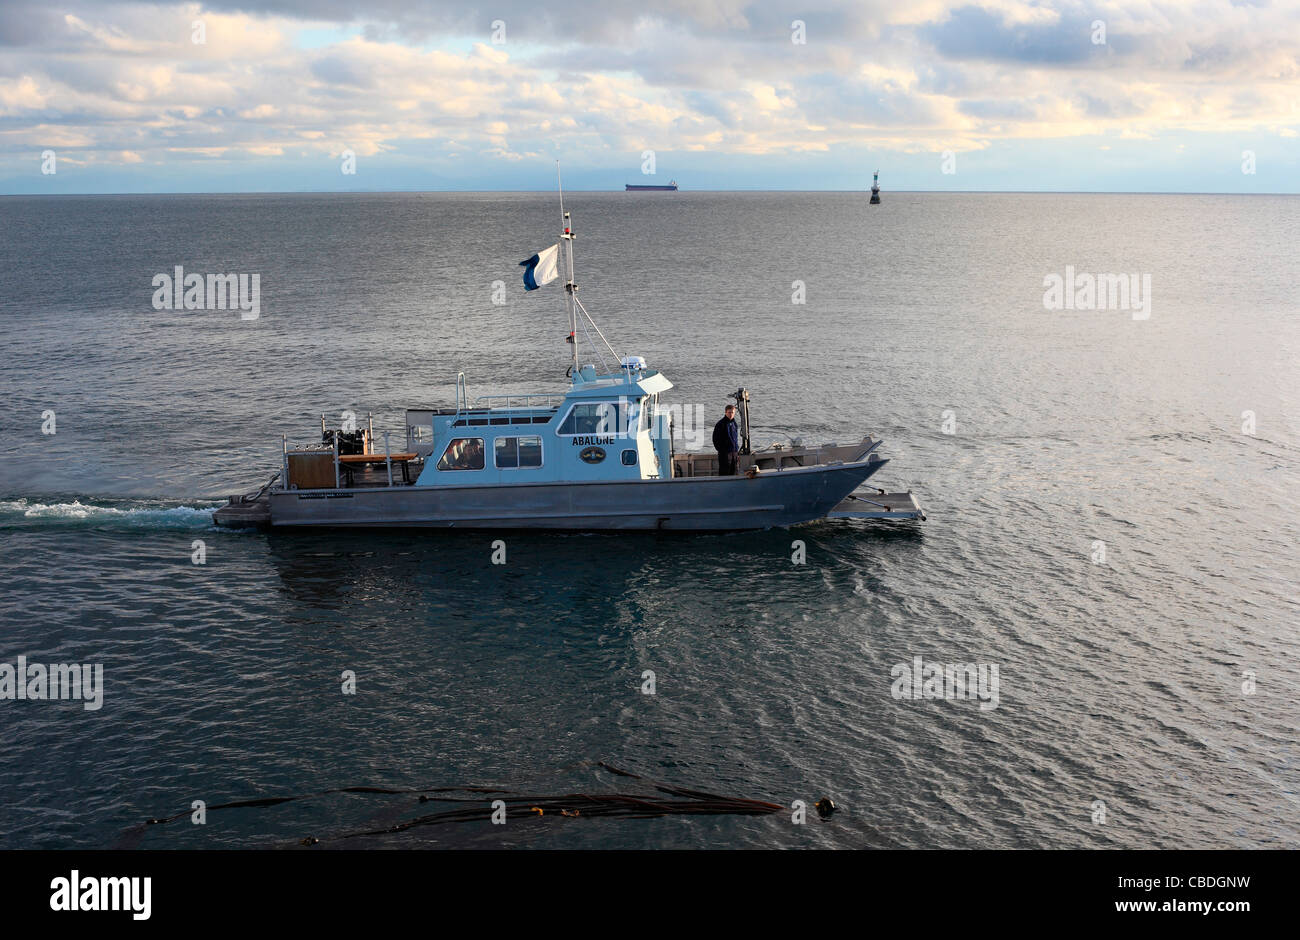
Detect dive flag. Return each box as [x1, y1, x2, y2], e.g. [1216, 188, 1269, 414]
[519, 244, 559, 291]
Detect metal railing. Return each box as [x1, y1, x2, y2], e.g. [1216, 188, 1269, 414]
[472, 392, 565, 409]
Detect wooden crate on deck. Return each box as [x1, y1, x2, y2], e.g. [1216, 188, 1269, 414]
[287, 452, 336, 489]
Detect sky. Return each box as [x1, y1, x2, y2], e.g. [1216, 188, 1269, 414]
[1, 0, 1297, 193]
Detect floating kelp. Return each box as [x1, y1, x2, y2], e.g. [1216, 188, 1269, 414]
[116, 763, 788, 848]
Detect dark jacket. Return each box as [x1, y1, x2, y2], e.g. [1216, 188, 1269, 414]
[712, 416, 739, 454]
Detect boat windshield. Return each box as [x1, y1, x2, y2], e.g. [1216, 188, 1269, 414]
[557, 401, 633, 436]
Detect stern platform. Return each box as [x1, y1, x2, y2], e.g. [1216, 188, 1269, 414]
[826, 488, 925, 521]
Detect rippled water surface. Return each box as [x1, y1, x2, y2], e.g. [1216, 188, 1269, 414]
[0, 192, 1296, 849]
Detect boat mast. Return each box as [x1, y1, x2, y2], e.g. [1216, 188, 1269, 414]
[558, 162, 579, 376]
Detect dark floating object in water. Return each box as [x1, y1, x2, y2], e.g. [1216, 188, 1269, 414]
[116, 763, 794, 848]
[870, 170, 881, 204]
[815, 797, 836, 818]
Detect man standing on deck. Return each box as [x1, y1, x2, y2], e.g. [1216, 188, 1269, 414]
[713, 404, 740, 476]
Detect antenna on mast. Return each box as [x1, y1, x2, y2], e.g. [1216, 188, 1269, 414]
[557, 160, 566, 229]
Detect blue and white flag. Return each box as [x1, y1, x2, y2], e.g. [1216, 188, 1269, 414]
[519, 243, 559, 291]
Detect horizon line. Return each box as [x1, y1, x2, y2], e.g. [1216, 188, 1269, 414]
[3, 188, 1296, 197]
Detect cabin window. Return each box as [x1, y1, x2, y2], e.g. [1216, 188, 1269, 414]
[557, 401, 631, 436]
[437, 438, 485, 471]
[495, 436, 543, 469]
[621, 449, 637, 466]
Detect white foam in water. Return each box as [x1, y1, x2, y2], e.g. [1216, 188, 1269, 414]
[0, 498, 217, 529]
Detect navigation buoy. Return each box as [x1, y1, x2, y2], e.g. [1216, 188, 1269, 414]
[870, 171, 881, 205]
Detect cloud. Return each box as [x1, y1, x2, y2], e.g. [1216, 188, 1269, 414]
[0, 0, 1294, 183]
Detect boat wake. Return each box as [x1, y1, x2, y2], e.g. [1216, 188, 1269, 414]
[0, 497, 220, 531]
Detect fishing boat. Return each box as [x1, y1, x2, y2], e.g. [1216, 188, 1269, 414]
[213, 200, 923, 531]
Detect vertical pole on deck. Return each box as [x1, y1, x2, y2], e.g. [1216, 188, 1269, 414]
[282, 435, 288, 490]
[558, 161, 579, 378]
[383, 431, 393, 487]
[333, 434, 340, 489]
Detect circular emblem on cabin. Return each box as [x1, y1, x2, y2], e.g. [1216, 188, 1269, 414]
[580, 446, 606, 464]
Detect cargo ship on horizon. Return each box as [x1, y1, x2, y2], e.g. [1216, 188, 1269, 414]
[626, 180, 678, 191]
